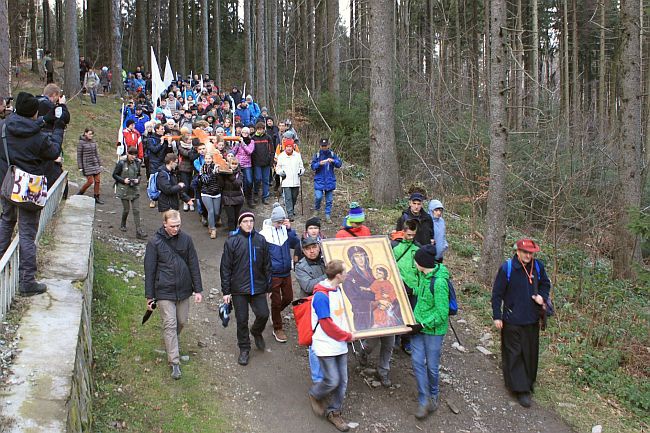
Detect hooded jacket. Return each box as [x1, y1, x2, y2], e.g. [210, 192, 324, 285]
[311, 149, 342, 191]
[428, 200, 448, 260]
[144, 227, 203, 301]
[294, 255, 326, 297]
[77, 135, 102, 176]
[232, 137, 255, 168]
[156, 165, 191, 211]
[259, 219, 300, 277]
[0, 114, 64, 181]
[275, 150, 304, 188]
[251, 132, 274, 167]
[220, 228, 272, 296]
[413, 263, 450, 336]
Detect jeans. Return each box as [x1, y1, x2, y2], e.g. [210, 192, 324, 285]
[231, 294, 269, 351]
[309, 346, 323, 383]
[253, 165, 271, 199]
[88, 87, 97, 104]
[362, 335, 395, 377]
[242, 167, 254, 197]
[310, 353, 348, 414]
[314, 189, 334, 217]
[411, 333, 444, 405]
[0, 197, 41, 290]
[282, 187, 299, 218]
[201, 194, 222, 229]
[157, 297, 190, 365]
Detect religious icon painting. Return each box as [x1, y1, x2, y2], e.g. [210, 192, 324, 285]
[321, 236, 415, 339]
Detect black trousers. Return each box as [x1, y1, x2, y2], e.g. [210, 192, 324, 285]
[501, 322, 540, 393]
[232, 293, 269, 351]
[223, 204, 243, 231]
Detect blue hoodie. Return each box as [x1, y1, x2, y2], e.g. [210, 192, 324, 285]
[428, 199, 448, 260]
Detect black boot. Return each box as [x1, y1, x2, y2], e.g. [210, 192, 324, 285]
[94, 195, 105, 205]
[120, 214, 128, 232]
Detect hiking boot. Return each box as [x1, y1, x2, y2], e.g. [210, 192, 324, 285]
[325, 215, 332, 224]
[237, 350, 250, 366]
[414, 401, 433, 420]
[430, 395, 439, 412]
[215, 218, 222, 227]
[253, 196, 260, 204]
[119, 225, 127, 232]
[149, 200, 156, 208]
[273, 329, 288, 343]
[262, 197, 270, 205]
[210, 229, 217, 239]
[247, 199, 256, 208]
[308, 393, 326, 417]
[327, 411, 350, 432]
[357, 349, 369, 367]
[312, 210, 320, 218]
[94, 195, 105, 205]
[201, 216, 208, 226]
[136, 230, 148, 240]
[402, 342, 412, 355]
[253, 333, 266, 351]
[19, 282, 47, 297]
[171, 363, 182, 380]
[517, 392, 532, 408]
[379, 374, 392, 388]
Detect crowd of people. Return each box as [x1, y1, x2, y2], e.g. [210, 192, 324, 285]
[0, 64, 552, 431]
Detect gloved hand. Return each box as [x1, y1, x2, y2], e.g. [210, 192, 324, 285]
[407, 323, 424, 335]
[298, 169, 304, 176]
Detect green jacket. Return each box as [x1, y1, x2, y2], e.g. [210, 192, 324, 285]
[413, 263, 450, 336]
[112, 158, 141, 200]
[392, 240, 420, 291]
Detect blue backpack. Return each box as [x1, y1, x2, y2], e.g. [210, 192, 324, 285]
[502, 258, 554, 317]
[429, 276, 459, 316]
[146, 171, 169, 201]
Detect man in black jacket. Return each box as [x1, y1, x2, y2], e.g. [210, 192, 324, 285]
[156, 153, 193, 212]
[144, 210, 203, 379]
[395, 191, 434, 247]
[220, 211, 272, 366]
[0, 92, 65, 296]
[251, 122, 274, 205]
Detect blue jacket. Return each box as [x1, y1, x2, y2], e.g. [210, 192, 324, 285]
[235, 106, 254, 127]
[193, 154, 205, 172]
[310, 149, 342, 191]
[491, 256, 551, 326]
[124, 113, 150, 135]
[259, 219, 300, 277]
[431, 215, 448, 260]
[248, 101, 261, 122]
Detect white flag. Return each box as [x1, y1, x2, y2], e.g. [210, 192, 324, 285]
[163, 57, 174, 88]
[116, 103, 125, 156]
[150, 47, 165, 110]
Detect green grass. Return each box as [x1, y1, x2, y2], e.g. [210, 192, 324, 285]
[92, 242, 230, 433]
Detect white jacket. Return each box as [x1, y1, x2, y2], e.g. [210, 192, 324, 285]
[275, 151, 305, 188]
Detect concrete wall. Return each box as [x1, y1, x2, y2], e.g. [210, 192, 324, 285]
[0, 195, 95, 432]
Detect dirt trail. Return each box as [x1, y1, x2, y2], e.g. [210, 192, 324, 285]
[92, 183, 575, 433]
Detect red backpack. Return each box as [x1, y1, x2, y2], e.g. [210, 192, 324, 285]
[292, 289, 328, 346]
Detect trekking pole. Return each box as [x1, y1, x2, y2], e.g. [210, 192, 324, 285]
[448, 318, 462, 346]
[299, 176, 304, 215]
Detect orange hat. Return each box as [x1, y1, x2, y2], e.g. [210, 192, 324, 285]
[516, 238, 540, 253]
[283, 138, 295, 147]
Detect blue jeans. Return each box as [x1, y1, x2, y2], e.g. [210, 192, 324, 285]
[242, 167, 254, 195]
[309, 353, 348, 414]
[308, 346, 323, 383]
[88, 87, 97, 104]
[253, 165, 271, 199]
[314, 189, 333, 216]
[410, 333, 444, 405]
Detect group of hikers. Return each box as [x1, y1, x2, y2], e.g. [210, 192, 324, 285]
[0, 64, 553, 431]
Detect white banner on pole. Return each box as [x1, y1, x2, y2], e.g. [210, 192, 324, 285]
[150, 47, 165, 110]
[164, 57, 174, 89]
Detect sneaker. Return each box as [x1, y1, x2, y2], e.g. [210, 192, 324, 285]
[414, 403, 431, 420]
[430, 395, 439, 412]
[189, 204, 195, 212]
[272, 329, 287, 343]
[119, 225, 127, 232]
[149, 200, 156, 208]
[327, 411, 350, 432]
[517, 392, 532, 408]
[210, 229, 217, 239]
[325, 215, 332, 224]
[357, 349, 369, 367]
[312, 211, 320, 218]
[308, 393, 326, 417]
[19, 282, 47, 297]
[183, 203, 189, 212]
[171, 363, 182, 380]
[402, 342, 412, 355]
[253, 333, 266, 350]
[237, 350, 250, 366]
[379, 374, 392, 388]
[136, 231, 148, 240]
[262, 198, 270, 205]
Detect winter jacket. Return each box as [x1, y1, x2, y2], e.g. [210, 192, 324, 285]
[122, 128, 143, 159]
[144, 227, 203, 301]
[294, 256, 326, 298]
[335, 223, 371, 238]
[431, 215, 448, 260]
[235, 106, 254, 126]
[112, 157, 141, 200]
[267, 124, 280, 149]
[311, 149, 342, 191]
[275, 151, 305, 188]
[491, 255, 551, 326]
[412, 263, 450, 336]
[248, 101, 261, 122]
[220, 228, 272, 296]
[37, 98, 70, 132]
[83, 71, 100, 89]
[124, 113, 150, 135]
[177, 142, 197, 173]
[231, 137, 255, 168]
[193, 154, 206, 172]
[391, 239, 421, 293]
[251, 132, 274, 167]
[77, 135, 102, 176]
[199, 163, 222, 196]
[146, 134, 170, 173]
[0, 114, 64, 181]
[156, 166, 191, 211]
[218, 169, 245, 206]
[259, 219, 300, 277]
[396, 208, 434, 247]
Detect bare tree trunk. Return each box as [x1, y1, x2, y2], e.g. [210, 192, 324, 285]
[561, 0, 570, 136]
[255, 0, 267, 103]
[169, 0, 177, 68]
[612, 0, 643, 278]
[43, 0, 50, 50]
[213, 0, 222, 85]
[531, 0, 539, 125]
[63, 0, 80, 95]
[177, 0, 186, 76]
[269, 0, 278, 107]
[152, 0, 161, 57]
[55, 0, 63, 57]
[244, 0, 253, 90]
[136, 0, 148, 68]
[307, 0, 315, 91]
[201, 0, 209, 74]
[598, 0, 606, 131]
[369, 0, 400, 204]
[110, 0, 123, 95]
[326, 0, 339, 96]
[479, 0, 509, 286]
[29, 0, 38, 72]
[0, 0, 10, 97]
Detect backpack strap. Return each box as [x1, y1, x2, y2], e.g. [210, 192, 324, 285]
[534, 259, 541, 279]
[394, 242, 414, 264]
[344, 228, 358, 237]
[505, 258, 512, 282]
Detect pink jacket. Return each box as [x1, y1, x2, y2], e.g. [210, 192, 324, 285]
[231, 138, 255, 168]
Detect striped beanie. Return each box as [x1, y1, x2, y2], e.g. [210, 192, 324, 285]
[238, 211, 255, 225]
[347, 202, 365, 223]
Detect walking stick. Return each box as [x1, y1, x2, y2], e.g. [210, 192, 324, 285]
[448, 318, 462, 346]
[299, 176, 304, 215]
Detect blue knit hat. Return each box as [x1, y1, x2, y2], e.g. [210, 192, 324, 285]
[347, 202, 365, 223]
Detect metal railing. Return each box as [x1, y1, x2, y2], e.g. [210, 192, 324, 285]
[0, 171, 69, 320]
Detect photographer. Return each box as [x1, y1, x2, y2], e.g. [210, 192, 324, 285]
[0, 96, 13, 119]
[112, 146, 147, 240]
[37, 84, 71, 198]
